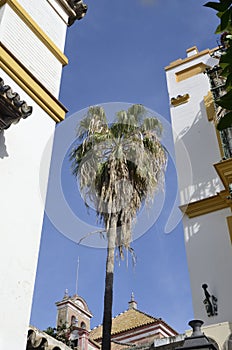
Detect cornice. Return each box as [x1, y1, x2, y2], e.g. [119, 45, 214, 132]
[0, 43, 67, 122]
[180, 190, 231, 218]
[165, 47, 218, 71]
[175, 62, 209, 82]
[56, 299, 93, 318]
[180, 159, 232, 218]
[214, 158, 232, 189]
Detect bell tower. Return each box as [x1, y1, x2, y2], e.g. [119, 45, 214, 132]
[56, 290, 92, 331]
[56, 291, 93, 350]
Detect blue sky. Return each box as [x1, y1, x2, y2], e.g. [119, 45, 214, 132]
[30, 0, 219, 334]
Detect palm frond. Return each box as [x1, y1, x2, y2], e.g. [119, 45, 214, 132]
[70, 104, 167, 254]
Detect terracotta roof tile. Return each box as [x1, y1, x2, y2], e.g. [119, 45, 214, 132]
[90, 309, 159, 341]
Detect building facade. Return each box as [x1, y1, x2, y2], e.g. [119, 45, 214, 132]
[0, 1, 87, 349]
[27, 293, 178, 350]
[165, 46, 232, 349]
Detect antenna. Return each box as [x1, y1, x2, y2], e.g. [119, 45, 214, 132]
[75, 257, 80, 295]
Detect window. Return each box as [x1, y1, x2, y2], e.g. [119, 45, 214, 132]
[81, 321, 86, 329]
[71, 315, 77, 325]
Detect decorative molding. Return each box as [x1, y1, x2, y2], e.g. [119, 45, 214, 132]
[165, 47, 218, 71]
[214, 158, 232, 189]
[56, 0, 88, 26]
[175, 63, 209, 82]
[0, 43, 67, 122]
[179, 190, 231, 218]
[66, 0, 88, 26]
[203, 91, 224, 158]
[0, 0, 68, 65]
[27, 327, 68, 350]
[170, 94, 190, 107]
[0, 77, 33, 129]
[204, 91, 215, 122]
[27, 329, 49, 350]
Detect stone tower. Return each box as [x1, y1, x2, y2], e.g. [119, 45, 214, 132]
[0, 1, 87, 349]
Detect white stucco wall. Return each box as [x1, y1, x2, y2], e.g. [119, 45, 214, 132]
[0, 3, 66, 97]
[18, 0, 68, 51]
[0, 70, 55, 350]
[166, 52, 222, 205]
[183, 209, 232, 325]
[166, 49, 232, 328]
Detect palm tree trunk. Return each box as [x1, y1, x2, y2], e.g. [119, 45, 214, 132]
[102, 216, 117, 350]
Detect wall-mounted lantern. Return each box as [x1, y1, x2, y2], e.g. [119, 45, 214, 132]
[202, 284, 218, 317]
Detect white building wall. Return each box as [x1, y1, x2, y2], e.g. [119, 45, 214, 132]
[166, 49, 232, 328]
[183, 209, 232, 325]
[18, 0, 68, 51]
[0, 2, 68, 97]
[0, 1, 82, 348]
[0, 70, 55, 350]
[166, 53, 222, 205]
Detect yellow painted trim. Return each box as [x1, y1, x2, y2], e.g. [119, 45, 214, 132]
[179, 190, 230, 218]
[0, 0, 68, 66]
[214, 158, 232, 189]
[203, 91, 224, 158]
[171, 93, 190, 107]
[0, 43, 67, 122]
[165, 47, 218, 71]
[204, 91, 215, 122]
[226, 216, 232, 243]
[175, 63, 208, 82]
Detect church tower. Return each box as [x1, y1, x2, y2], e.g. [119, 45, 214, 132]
[56, 291, 93, 350]
[56, 290, 92, 331]
[165, 46, 232, 348]
[0, 1, 87, 349]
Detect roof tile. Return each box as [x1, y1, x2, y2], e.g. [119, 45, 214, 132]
[90, 309, 159, 341]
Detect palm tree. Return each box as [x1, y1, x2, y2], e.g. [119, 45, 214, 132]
[70, 104, 167, 350]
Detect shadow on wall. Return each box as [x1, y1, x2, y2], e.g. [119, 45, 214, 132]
[0, 130, 8, 158]
[175, 100, 222, 204]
